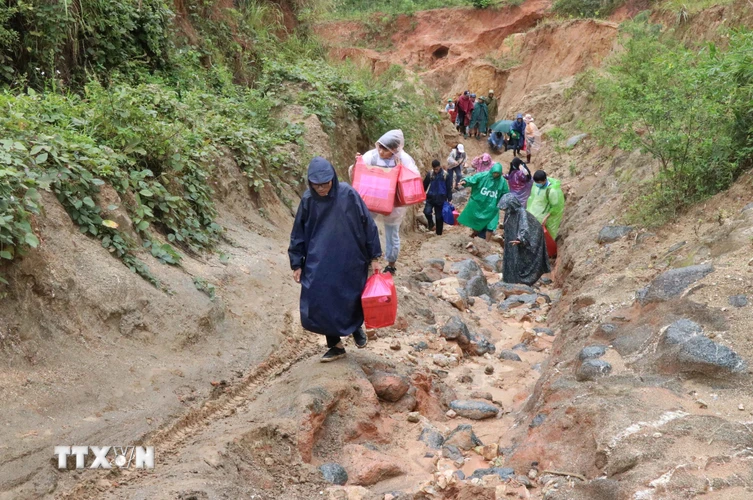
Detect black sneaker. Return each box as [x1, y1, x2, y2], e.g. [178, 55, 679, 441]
[383, 265, 396, 275]
[353, 327, 368, 348]
[320, 346, 346, 363]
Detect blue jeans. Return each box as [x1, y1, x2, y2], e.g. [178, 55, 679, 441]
[384, 223, 400, 263]
[449, 166, 463, 187]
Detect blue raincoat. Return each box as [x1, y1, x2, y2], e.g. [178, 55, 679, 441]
[289, 157, 382, 337]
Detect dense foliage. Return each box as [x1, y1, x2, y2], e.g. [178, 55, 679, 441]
[0, 0, 440, 287]
[552, 0, 623, 18]
[318, 0, 499, 19]
[594, 19, 753, 226]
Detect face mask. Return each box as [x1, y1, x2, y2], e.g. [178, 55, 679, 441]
[535, 182, 546, 188]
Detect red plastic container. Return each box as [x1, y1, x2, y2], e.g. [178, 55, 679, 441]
[543, 225, 557, 259]
[352, 154, 399, 216]
[361, 271, 398, 329]
[453, 209, 460, 225]
[395, 164, 426, 207]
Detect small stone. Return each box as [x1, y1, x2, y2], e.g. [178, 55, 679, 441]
[469, 391, 493, 401]
[264, 457, 274, 466]
[516, 475, 533, 488]
[449, 400, 499, 420]
[484, 365, 494, 375]
[465, 275, 491, 298]
[413, 341, 429, 352]
[738, 404, 745, 411]
[390, 340, 401, 351]
[499, 350, 522, 362]
[566, 133, 588, 147]
[529, 414, 546, 428]
[407, 412, 421, 423]
[597, 226, 633, 244]
[533, 327, 555, 336]
[576, 359, 612, 382]
[441, 445, 465, 464]
[450, 259, 484, 280]
[578, 345, 607, 361]
[528, 468, 538, 480]
[476, 443, 499, 461]
[468, 467, 515, 481]
[319, 463, 348, 485]
[729, 295, 748, 308]
[419, 426, 445, 450]
[444, 424, 483, 450]
[512, 343, 528, 352]
[446, 410, 457, 419]
[696, 399, 708, 409]
[368, 371, 411, 402]
[425, 258, 445, 271]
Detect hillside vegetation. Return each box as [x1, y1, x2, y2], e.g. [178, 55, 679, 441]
[0, 0, 439, 286]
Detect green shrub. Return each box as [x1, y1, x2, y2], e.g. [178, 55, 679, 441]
[595, 21, 753, 226]
[552, 0, 622, 18]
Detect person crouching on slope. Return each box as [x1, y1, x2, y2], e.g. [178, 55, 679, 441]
[289, 157, 382, 362]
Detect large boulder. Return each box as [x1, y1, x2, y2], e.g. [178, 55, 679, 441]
[597, 225, 633, 244]
[659, 319, 747, 377]
[450, 259, 484, 281]
[449, 400, 499, 420]
[636, 263, 714, 305]
[465, 275, 491, 297]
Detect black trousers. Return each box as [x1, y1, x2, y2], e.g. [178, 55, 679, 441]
[424, 200, 444, 235]
[326, 335, 341, 348]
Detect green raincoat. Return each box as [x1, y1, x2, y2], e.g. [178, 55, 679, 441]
[469, 101, 489, 134]
[526, 178, 565, 239]
[457, 163, 509, 232]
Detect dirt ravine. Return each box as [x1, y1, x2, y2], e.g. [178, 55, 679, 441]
[4, 1, 753, 499]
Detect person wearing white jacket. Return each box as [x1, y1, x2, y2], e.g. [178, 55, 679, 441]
[360, 129, 419, 275]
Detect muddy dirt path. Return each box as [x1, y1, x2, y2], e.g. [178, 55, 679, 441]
[49, 135, 562, 499]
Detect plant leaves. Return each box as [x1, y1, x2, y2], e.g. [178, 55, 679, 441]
[24, 233, 40, 248]
[102, 219, 119, 228]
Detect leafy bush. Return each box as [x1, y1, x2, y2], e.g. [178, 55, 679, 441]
[595, 21, 753, 226]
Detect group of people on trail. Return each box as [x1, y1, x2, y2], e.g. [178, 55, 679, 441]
[488, 113, 539, 163]
[288, 126, 564, 363]
[447, 89, 498, 140]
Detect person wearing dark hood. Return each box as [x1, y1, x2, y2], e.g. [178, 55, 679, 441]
[498, 193, 551, 286]
[505, 157, 533, 206]
[457, 91, 474, 137]
[289, 157, 383, 362]
[511, 113, 526, 157]
[423, 159, 453, 235]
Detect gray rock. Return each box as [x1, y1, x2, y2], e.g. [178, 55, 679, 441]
[469, 467, 515, 481]
[498, 293, 538, 311]
[540, 277, 553, 285]
[444, 424, 483, 450]
[478, 294, 494, 306]
[490, 282, 535, 300]
[466, 275, 491, 298]
[729, 295, 748, 308]
[597, 226, 633, 244]
[512, 343, 529, 352]
[566, 133, 588, 147]
[578, 345, 607, 361]
[441, 444, 464, 463]
[743, 202, 753, 212]
[636, 232, 657, 244]
[465, 332, 496, 356]
[636, 263, 714, 305]
[419, 426, 445, 450]
[537, 293, 552, 304]
[319, 463, 348, 485]
[440, 316, 470, 342]
[660, 319, 747, 377]
[425, 258, 445, 271]
[449, 400, 499, 420]
[452, 189, 469, 205]
[534, 327, 555, 336]
[482, 254, 503, 273]
[451, 259, 483, 280]
[516, 475, 533, 488]
[576, 359, 612, 381]
[667, 241, 687, 253]
[530, 413, 546, 428]
[597, 323, 617, 337]
[499, 350, 522, 362]
[453, 470, 466, 480]
[413, 341, 429, 352]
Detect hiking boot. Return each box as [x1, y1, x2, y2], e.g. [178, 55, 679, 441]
[383, 265, 397, 275]
[320, 346, 346, 363]
[353, 327, 368, 348]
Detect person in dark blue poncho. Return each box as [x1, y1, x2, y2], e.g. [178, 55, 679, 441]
[289, 157, 383, 362]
